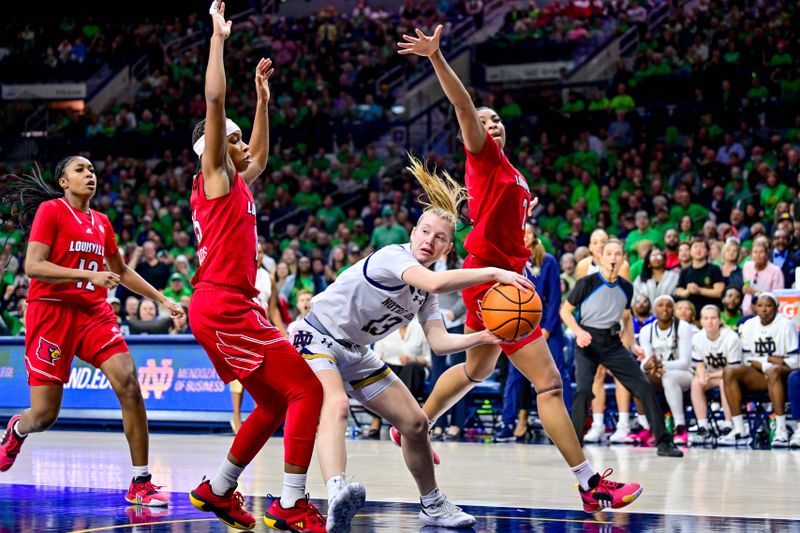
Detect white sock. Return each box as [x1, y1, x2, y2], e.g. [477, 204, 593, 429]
[280, 473, 307, 508]
[132, 465, 149, 479]
[618, 412, 630, 427]
[420, 487, 443, 507]
[698, 419, 708, 429]
[732, 415, 745, 435]
[210, 459, 245, 496]
[637, 415, 650, 430]
[12, 420, 27, 438]
[674, 413, 686, 427]
[592, 413, 604, 426]
[327, 474, 346, 502]
[720, 419, 732, 429]
[776, 415, 787, 432]
[570, 460, 598, 491]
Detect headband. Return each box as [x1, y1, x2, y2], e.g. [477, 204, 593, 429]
[758, 292, 778, 305]
[653, 295, 675, 306]
[193, 118, 242, 157]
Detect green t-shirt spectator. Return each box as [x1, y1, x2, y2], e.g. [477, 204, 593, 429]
[761, 183, 791, 219]
[588, 97, 611, 111]
[746, 85, 769, 101]
[625, 228, 663, 259]
[1, 310, 23, 336]
[670, 204, 709, 226]
[370, 224, 409, 249]
[0, 228, 23, 253]
[770, 52, 793, 67]
[570, 180, 600, 213]
[610, 94, 635, 112]
[317, 205, 346, 234]
[721, 310, 742, 331]
[294, 190, 322, 211]
[561, 99, 585, 114]
[169, 244, 197, 261]
[572, 150, 600, 176]
[500, 101, 523, 119]
[629, 258, 643, 282]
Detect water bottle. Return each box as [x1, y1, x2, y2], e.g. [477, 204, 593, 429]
[768, 413, 777, 443]
[665, 412, 674, 435]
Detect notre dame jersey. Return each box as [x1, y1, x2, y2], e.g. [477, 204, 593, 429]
[309, 244, 441, 346]
[739, 314, 799, 363]
[691, 327, 742, 371]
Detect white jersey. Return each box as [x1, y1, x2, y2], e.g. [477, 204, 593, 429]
[639, 318, 694, 372]
[691, 327, 742, 371]
[309, 244, 441, 346]
[587, 261, 600, 275]
[739, 314, 799, 365]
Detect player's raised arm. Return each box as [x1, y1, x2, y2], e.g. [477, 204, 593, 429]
[241, 58, 274, 185]
[201, 0, 234, 196]
[398, 25, 485, 154]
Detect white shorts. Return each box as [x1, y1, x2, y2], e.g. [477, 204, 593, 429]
[290, 320, 399, 404]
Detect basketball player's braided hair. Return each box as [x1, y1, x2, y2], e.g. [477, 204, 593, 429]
[0, 157, 71, 239]
[406, 153, 469, 233]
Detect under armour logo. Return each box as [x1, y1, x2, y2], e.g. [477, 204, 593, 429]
[412, 293, 425, 304]
[320, 338, 334, 349]
[293, 331, 313, 350]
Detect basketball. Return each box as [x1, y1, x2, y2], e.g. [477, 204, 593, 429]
[480, 284, 542, 342]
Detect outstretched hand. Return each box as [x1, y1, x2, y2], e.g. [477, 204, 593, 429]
[255, 58, 274, 103]
[476, 329, 504, 345]
[210, 0, 232, 40]
[397, 24, 443, 57]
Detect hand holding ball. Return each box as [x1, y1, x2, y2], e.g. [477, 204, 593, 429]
[480, 284, 542, 342]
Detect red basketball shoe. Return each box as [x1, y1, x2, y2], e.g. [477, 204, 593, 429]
[263, 495, 326, 532]
[0, 415, 25, 472]
[125, 474, 169, 507]
[579, 468, 643, 513]
[190, 478, 255, 530]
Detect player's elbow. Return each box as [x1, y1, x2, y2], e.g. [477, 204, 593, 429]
[24, 256, 44, 279]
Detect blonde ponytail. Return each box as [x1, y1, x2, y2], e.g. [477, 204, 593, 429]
[406, 153, 469, 231]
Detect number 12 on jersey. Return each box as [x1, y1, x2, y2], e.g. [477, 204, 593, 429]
[75, 257, 99, 291]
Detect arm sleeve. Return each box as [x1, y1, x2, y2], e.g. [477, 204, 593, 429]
[418, 293, 442, 324]
[465, 130, 502, 183]
[664, 321, 694, 370]
[28, 201, 59, 247]
[102, 214, 119, 257]
[540, 256, 561, 333]
[364, 246, 421, 288]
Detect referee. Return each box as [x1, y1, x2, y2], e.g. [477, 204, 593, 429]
[560, 239, 683, 457]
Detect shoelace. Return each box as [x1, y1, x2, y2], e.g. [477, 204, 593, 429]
[136, 480, 165, 496]
[297, 496, 326, 526]
[595, 468, 621, 492]
[230, 491, 245, 508]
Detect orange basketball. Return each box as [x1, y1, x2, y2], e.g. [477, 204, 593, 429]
[480, 283, 542, 342]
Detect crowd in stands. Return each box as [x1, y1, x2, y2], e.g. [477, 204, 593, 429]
[1, 0, 800, 448]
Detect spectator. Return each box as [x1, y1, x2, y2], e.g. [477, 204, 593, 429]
[286, 289, 313, 338]
[369, 207, 409, 250]
[674, 237, 724, 312]
[663, 229, 680, 270]
[280, 255, 327, 308]
[771, 230, 800, 288]
[256, 242, 286, 336]
[720, 286, 744, 331]
[131, 241, 170, 290]
[162, 273, 192, 303]
[741, 237, 784, 315]
[634, 247, 679, 303]
[169, 306, 191, 335]
[718, 238, 744, 290]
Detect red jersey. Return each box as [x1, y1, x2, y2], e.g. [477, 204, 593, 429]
[464, 130, 532, 272]
[190, 172, 258, 297]
[27, 198, 119, 305]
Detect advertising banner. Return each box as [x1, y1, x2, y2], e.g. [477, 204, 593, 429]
[0, 336, 254, 416]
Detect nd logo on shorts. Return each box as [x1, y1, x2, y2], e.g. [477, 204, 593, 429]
[36, 337, 63, 366]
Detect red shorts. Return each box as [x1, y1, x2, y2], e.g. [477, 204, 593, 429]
[25, 300, 128, 386]
[461, 254, 543, 355]
[189, 286, 296, 383]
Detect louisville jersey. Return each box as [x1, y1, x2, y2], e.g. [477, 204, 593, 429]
[464, 130, 531, 273]
[691, 327, 742, 370]
[190, 172, 258, 298]
[27, 198, 118, 305]
[739, 314, 799, 363]
[309, 244, 440, 346]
